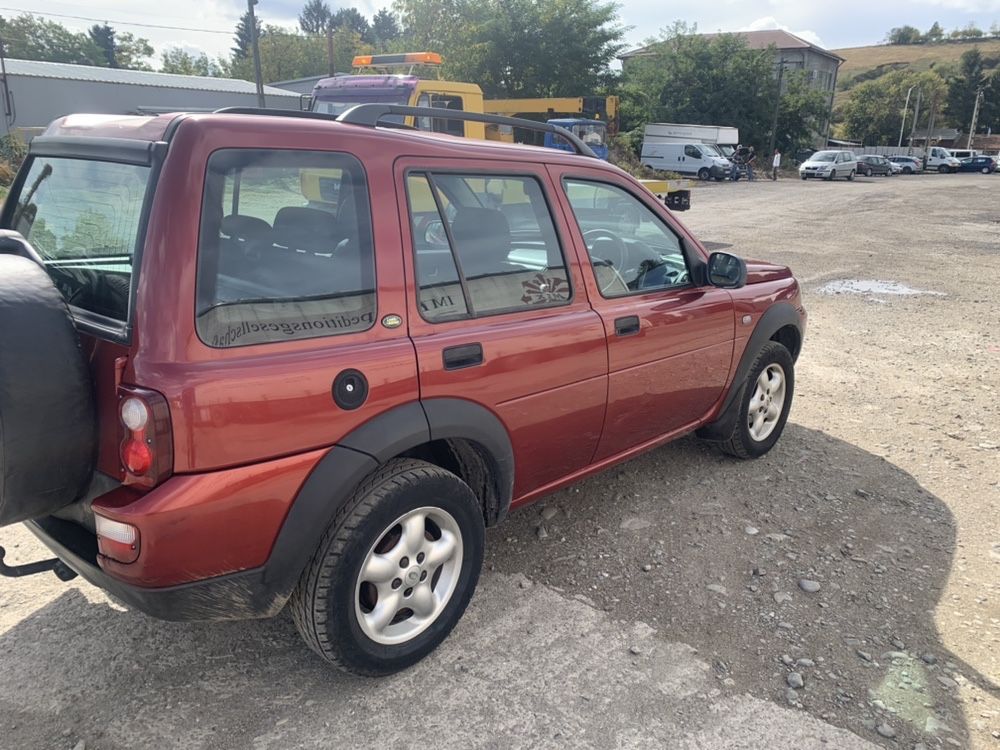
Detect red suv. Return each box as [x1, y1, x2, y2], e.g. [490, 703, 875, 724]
[0, 106, 805, 675]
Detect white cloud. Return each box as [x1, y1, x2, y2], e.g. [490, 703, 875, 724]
[743, 16, 826, 48]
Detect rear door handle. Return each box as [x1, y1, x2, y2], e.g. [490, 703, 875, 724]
[614, 315, 640, 337]
[442, 342, 484, 370]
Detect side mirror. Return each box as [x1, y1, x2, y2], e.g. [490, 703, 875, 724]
[707, 251, 747, 289]
[299, 94, 314, 112]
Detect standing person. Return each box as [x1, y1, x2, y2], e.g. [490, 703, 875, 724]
[771, 149, 781, 180]
[731, 145, 742, 181]
[746, 146, 757, 181]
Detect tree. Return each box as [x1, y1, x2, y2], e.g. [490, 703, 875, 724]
[331, 8, 371, 42]
[840, 69, 947, 144]
[88, 24, 154, 70]
[114, 33, 155, 71]
[885, 26, 923, 45]
[946, 48, 986, 130]
[621, 24, 776, 151]
[233, 10, 263, 60]
[299, 0, 333, 34]
[950, 24, 983, 40]
[89, 24, 117, 67]
[394, 0, 625, 98]
[161, 48, 222, 77]
[228, 25, 372, 82]
[371, 9, 401, 50]
[775, 70, 831, 155]
[925, 22, 944, 43]
[0, 14, 105, 65]
[980, 71, 1000, 133]
[990, 22, 1000, 39]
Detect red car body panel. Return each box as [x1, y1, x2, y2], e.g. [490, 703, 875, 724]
[23, 113, 805, 595]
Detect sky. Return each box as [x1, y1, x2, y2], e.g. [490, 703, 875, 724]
[9, 0, 1000, 68]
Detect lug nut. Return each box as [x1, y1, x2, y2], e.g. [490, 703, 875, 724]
[391, 578, 401, 589]
[404, 587, 413, 597]
[417, 552, 425, 563]
[399, 556, 409, 568]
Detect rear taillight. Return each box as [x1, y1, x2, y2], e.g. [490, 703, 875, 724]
[94, 514, 140, 564]
[117, 385, 172, 488]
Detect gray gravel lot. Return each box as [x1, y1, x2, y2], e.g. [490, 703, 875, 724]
[1, 172, 998, 750]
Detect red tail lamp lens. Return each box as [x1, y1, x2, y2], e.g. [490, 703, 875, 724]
[117, 386, 172, 488]
[121, 438, 152, 475]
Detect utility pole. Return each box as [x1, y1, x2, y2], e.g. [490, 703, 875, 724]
[898, 86, 914, 148]
[247, 0, 265, 109]
[768, 59, 788, 158]
[326, 25, 335, 76]
[923, 94, 938, 169]
[967, 89, 983, 149]
[908, 88, 922, 152]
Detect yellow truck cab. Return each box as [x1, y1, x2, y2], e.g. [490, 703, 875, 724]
[309, 52, 487, 140]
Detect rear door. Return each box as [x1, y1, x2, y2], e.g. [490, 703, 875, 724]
[395, 158, 608, 498]
[548, 164, 735, 460]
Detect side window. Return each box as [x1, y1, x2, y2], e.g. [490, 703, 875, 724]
[684, 145, 701, 158]
[405, 172, 570, 322]
[564, 179, 690, 299]
[195, 149, 375, 347]
[415, 93, 465, 137]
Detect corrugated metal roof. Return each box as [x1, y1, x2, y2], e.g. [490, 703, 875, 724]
[2, 58, 298, 96]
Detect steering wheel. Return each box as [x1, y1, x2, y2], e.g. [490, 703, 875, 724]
[582, 228, 630, 296]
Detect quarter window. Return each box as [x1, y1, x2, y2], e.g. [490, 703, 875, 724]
[564, 180, 691, 298]
[196, 149, 375, 347]
[406, 172, 570, 322]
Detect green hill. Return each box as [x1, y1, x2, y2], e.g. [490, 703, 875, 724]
[833, 39, 1000, 89]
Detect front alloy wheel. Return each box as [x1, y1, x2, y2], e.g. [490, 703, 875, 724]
[718, 341, 795, 459]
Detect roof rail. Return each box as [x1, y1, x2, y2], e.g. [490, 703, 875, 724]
[211, 106, 416, 130]
[336, 104, 598, 158]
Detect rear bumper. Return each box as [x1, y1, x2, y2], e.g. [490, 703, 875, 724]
[25, 516, 283, 621]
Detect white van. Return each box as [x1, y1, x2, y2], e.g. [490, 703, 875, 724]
[925, 147, 962, 173]
[640, 142, 732, 181]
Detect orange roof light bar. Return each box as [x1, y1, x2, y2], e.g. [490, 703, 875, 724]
[352, 52, 443, 68]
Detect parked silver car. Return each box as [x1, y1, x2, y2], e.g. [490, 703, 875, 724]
[799, 150, 858, 181]
[887, 156, 923, 175]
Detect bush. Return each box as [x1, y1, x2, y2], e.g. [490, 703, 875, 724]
[0, 133, 27, 174]
[0, 160, 15, 187]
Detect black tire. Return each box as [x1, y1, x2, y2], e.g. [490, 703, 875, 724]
[903, 167, 913, 174]
[718, 342, 795, 460]
[826, 170, 835, 181]
[0, 255, 95, 527]
[800, 175, 807, 180]
[289, 458, 485, 676]
[938, 165, 949, 174]
[847, 170, 855, 181]
[698, 168, 710, 181]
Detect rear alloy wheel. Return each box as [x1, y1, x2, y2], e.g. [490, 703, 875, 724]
[718, 341, 795, 459]
[290, 458, 484, 676]
[903, 167, 913, 174]
[982, 167, 991, 174]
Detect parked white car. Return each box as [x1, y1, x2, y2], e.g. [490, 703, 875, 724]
[799, 150, 858, 181]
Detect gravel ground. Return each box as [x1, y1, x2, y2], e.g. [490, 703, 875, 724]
[1, 172, 997, 749]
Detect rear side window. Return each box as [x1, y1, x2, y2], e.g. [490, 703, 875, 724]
[11, 156, 149, 321]
[405, 172, 570, 322]
[196, 149, 375, 348]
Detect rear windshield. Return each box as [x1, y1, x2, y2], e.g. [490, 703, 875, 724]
[10, 156, 149, 321]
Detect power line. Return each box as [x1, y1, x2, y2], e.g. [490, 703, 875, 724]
[0, 6, 233, 35]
